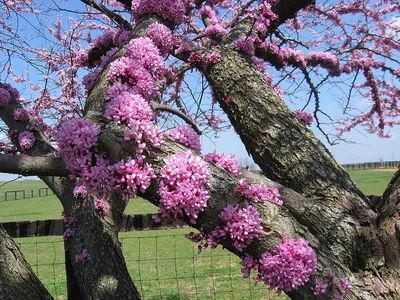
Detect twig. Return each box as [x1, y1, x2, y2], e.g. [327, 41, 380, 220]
[150, 101, 202, 135]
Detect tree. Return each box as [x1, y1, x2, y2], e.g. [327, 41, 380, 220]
[0, 0, 399, 299]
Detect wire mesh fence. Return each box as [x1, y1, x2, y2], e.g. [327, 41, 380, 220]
[16, 229, 285, 300]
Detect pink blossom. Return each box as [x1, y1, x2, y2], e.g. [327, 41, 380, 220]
[233, 36, 257, 55]
[80, 155, 115, 199]
[208, 204, 263, 251]
[206, 52, 222, 64]
[131, 0, 188, 25]
[126, 37, 166, 80]
[188, 52, 204, 65]
[166, 125, 201, 153]
[73, 182, 88, 198]
[18, 131, 35, 150]
[82, 69, 100, 92]
[94, 199, 110, 217]
[236, 179, 282, 205]
[155, 151, 210, 224]
[108, 57, 158, 100]
[205, 150, 242, 177]
[146, 23, 175, 56]
[258, 237, 317, 294]
[0, 88, 11, 106]
[75, 249, 90, 264]
[63, 228, 75, 240]
[3, 83, 20, 100]
[294, 109, 314, 126]
[13, 108, 29, 122]
[105, 92, 154, 124]
[205, 24, 228, 37]
[314, 280, 328, 295]
[114, 157, 156, 200]
[56, 118, 100, 175]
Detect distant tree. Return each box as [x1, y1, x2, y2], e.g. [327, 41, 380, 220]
[0, 0, 399, 299]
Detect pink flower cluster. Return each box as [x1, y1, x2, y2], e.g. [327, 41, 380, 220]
[108, 57, 158, 100]
[63, 213, 76, 241]
[126, 37, 166, 81]
[131, 0, 188, 25]
[0, 88, 10, 107]
[260, 42, 307, 69]
[146, 23, 175, 56]
[314, 272, 352, 299]
[201, 5, 228, 37]
[205, 150, 242, 177]
[188, 52, 204, 65]
[75, 249, 90, 264]
[206, 52, 222, 64]
[56, 118, 100, 175]
[309, 52, 339, 75]
[155, 151, 211, 224]
[18, 131, 35, 151]
[256, 237, 317, 294]
[252, 3, 278, 35]
[233, 36, 257, 55]
[167, 125, 201, 153]
[80, 155, 115, 199]
[114, 157, 156, 200]
[235, 178, 282, 205]
[13, 108, 29, 122]
[2, 83, 20, 100]
[208, 204, 263, 251]
[105, 92, 154, 124]
[94, 199, 110, 217]
[185, 229, 208, 254]
[82, 69, 100, 92]
[294, 109, 314, 127]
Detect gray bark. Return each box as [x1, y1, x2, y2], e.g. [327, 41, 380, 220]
[0, 224, 53, 300]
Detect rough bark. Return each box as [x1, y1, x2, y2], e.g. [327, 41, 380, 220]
[202, 46, 400, 299]
[0, 224, 53, 300]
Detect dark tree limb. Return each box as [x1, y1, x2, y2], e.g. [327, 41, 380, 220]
[0, 154, 68, 176]
[81, 0, 132, 30]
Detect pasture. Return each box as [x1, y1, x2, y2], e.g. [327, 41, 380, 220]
[0, 168, 396, 299]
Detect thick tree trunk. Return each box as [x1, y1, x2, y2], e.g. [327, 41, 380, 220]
[202, 47, 400, 299]
[0, 224, 53, 300]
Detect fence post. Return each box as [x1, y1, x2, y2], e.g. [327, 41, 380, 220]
[65, 244, 84, 300]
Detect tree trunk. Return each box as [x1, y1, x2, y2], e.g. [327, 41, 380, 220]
[0, 224, 53, 300]
[202, 47, 400, 299]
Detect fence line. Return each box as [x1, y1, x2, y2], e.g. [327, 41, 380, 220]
[2, 214, 188, 238]
[342, 160, 400, 170]
[1, 187, 53, 201]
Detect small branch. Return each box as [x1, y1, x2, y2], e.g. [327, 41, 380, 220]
[80, 0, 132, 30]
[0, 154, 69, 176]
[150, 101, 202, 135]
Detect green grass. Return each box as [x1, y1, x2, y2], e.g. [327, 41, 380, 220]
[346, 169, 396, 195]
[16, 230, 284, 300]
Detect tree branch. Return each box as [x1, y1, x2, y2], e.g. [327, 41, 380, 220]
[150, 101, 202, 135]
[0, 154, 68, 176]
[80, 0, 132, 30]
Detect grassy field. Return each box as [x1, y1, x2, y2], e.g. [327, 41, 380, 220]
[346, 169, 396, 195]
[17, 230, 282, 300]
[1, 168, 397, 299]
